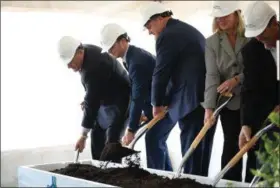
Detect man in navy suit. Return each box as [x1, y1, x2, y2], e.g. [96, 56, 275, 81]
[100, 23, 175, 171]
[139, 2, 212, 176]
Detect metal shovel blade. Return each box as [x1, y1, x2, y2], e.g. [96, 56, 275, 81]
[213, 92, 234, 117]
[99, 142, 140, 162]
[249, 163, 267, 187]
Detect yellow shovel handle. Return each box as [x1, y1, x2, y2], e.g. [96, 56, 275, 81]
[228, 136, 259, 167]
[190, 118, 213, 149]
[146, 110, 167, 129]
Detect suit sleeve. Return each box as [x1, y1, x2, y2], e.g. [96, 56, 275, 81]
[240, 44, 259, 127]
[204, 41, 220, 109]
[128, 63, 147, 133]
[152, 33, 179, 106]
[81, 76, 101, 129]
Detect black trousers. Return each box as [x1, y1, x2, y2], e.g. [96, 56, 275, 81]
[90, 121, 106, 160]
[90, 97, 129, 162]
[90, 120, 127, 163]
[210, 108, 243, 181]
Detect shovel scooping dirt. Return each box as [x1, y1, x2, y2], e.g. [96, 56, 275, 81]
[99, 110, 167, 162]
[99, 142, 140, 162]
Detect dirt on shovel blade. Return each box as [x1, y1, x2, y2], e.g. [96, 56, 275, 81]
[99, 143, 140, 162]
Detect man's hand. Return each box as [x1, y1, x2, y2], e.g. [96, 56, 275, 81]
[217, 77, 239, 94]
[239, 125, 252, 149]
[122, 129, 135, 146]
[140, 114, 148, 123]
[153, 106, 166, 118]
[75, 135, 87, 152]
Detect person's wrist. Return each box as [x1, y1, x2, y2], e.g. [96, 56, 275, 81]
[242, 125, 251, 129]
[205, 108, 214, 112]
[81, 128, 90, 138]
[80, 135, 88, 140]
[233, 76, 240, 84]
[127, 127, 136, 134]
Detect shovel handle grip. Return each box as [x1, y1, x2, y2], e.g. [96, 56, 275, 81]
[146, 110, 167, 129]
[221, 91, 233, 97]
[228, 136, 259, 167]
[190, 119, 212, 149]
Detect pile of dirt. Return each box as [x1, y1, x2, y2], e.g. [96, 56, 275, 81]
[51, 163, 213, 188]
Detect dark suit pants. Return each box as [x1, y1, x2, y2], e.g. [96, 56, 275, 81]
[91, 121, 106, 160]
[145, 113, 175, 171]
[90, 100, 129, 163]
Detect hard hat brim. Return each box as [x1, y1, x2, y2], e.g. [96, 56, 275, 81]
[209, 10, 236, 18]
[101, 48, 108, 53]
[101, 44, 111, 53]
[245, 26, 266, 38]
[61, 56, 73, 66]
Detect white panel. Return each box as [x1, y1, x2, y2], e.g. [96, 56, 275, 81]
[17, 159, 250, 187]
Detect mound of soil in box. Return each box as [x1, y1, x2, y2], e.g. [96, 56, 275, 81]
[51, 163, 213, 188]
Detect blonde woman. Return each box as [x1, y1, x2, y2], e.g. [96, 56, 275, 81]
[204, 1, 249, 181]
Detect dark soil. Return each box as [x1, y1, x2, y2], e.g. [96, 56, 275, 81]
[51, 163, 213, 188]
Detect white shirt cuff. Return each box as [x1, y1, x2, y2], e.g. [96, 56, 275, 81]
[81, 128, 91, 136]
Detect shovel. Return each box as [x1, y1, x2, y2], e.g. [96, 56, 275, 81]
[74, 150, 80, 164]
[128, 110, 167, 149]
[175, 92, 234, 177]
[249, 162, 268, 187]
[99, 109, 167, 162]
[212, 123, 275, 187]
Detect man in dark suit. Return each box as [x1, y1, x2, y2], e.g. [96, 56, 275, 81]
[139, 2, 212, 176]
[100, 23, 175, 171]
[57, 36, 130, 162]
[239, 1, 279, 182]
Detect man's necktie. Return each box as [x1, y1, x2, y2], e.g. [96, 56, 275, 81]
[123, 61, 128, 70]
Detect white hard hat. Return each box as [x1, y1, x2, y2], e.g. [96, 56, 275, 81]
[100, 23, 126, 53]
[210, 1, 240, 18]
[57, 36, 81, 65]
[140, 2, 169, 26]
[244, 1, 276, 38]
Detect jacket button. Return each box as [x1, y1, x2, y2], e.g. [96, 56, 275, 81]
[233, 63, 238, 67]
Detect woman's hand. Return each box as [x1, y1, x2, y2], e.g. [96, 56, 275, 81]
[217, 76, 239, 94]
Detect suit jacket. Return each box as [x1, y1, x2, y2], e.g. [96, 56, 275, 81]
[240, 38, 279, 129]
[80, 44, 130, 130]
[204, 32, 249, 110]
[125, 45, 155, 132]
[154, 18, 206, 122]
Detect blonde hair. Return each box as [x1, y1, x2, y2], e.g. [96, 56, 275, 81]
[212, 11, 245, 37]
